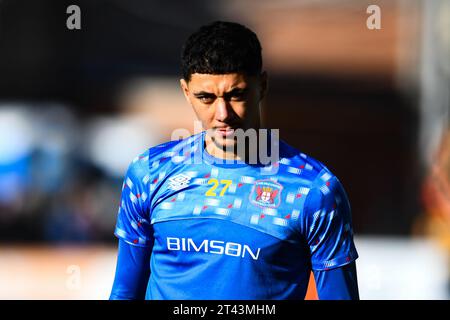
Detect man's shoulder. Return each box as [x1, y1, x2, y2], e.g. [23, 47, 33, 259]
[278, 139, 336, 185]
[279, 141, 350, 219]
[147, 132, 203, 160]
[126, 133, 203, 176]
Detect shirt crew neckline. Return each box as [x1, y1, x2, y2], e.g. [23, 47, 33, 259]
[199, 130, 250, 168]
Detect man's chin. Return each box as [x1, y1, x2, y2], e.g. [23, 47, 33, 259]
[211, 135, 236, 150]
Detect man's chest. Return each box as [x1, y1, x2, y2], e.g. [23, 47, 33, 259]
[149, 164, 312, 243]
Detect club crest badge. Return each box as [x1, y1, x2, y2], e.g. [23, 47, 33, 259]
[249, 179, 283, 208]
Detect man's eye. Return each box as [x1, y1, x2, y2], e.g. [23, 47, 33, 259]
[230, 94, 244, 101]
[198, 96, 214, 103]
[225, 91, 246, 101]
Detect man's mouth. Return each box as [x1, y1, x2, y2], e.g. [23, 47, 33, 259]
[215, 127, 236, 137]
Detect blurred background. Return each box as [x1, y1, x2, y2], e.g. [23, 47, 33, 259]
[0, 0, 449, 299]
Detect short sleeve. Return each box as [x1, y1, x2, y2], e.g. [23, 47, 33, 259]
[301, 170, 358, 271]
[114, 157, 153, 247]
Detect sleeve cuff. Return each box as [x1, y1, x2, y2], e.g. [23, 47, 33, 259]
[311, 250, 359, 271]
[114, 228, 152, 247]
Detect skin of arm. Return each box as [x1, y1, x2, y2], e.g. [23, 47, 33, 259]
[109, 239, 151, 300]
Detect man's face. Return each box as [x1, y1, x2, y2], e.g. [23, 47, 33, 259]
[180, 72, 267, 150]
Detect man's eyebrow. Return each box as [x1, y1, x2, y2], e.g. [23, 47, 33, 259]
[194, 87, 247, 96]
[226, 87, 247, 94]
[193, 91, 216, 97]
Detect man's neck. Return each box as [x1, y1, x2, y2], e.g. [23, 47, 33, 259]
[204, 130, 263, 162]
[205, 142, 242, 160]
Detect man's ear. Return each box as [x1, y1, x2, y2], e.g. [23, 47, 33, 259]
[180, 78, 192, 105]
[259, 71, 268, 101]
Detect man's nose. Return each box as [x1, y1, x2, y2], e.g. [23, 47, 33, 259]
[215, 98, 230, 122]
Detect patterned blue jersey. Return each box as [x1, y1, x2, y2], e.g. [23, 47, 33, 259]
[114, 131, 358, 299]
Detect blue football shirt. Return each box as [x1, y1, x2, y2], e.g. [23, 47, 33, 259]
[114, 131, 358, 299]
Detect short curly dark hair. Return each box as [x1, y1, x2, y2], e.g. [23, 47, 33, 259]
[181, 21, 263, 81]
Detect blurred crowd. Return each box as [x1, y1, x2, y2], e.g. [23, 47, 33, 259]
[0, 103, 164, 244]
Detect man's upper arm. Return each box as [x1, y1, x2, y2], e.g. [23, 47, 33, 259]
[303, 171, 360, 300]
[110, 153, 154, 300]
[114, 154, 153, 247]
[301, 169, 359, 271]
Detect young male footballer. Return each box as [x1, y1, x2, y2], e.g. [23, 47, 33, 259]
[110, 21, 359, 300]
